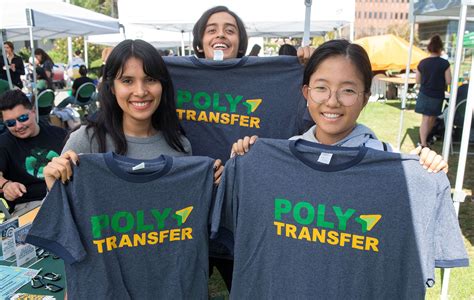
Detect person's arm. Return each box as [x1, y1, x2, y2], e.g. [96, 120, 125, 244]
[13, 56, 25, 76]
[0, 172, 27, 201]
[415, 69, 421, 84]
[445, 66, 452, 86]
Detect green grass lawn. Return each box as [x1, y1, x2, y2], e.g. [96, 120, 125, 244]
[210, 100, 474, 299]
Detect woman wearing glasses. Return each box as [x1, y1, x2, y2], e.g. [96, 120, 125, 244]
[232, 39, 448, 173]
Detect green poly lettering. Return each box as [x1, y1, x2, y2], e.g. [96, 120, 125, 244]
[193, 92, 211, 110]
[90, 215, 110, 239]
[225, 94, 243, 113]
[111, 211, 134, 234]
[213, 93, 227, 112]
[172, 213, 183, 226]
[274, 198, 292, 220]
[151, 208, 171, 230]
[316, 204, 334, 229]
[136, 210, 154, 232]
[176, 90, 192, 108]
[293, 201, 315, 225]
[333, 206, 356, 231]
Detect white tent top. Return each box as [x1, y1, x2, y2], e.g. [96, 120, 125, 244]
[88, 24, 184, 48]
[118, 0, 353, 37]
[0, 0, 120, 41]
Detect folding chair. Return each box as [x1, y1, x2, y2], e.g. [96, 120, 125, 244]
[36, 89, 55, 123]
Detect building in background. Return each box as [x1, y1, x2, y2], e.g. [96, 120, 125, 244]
[354, 0, 410, 39]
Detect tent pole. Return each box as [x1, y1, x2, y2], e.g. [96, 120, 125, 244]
[440, 40, 474, 300]
[181, 30, 185, 56]
[303, 0, 312, 46]
[84, 37, 89, 68]
[26, 8, 38, 123]
[396, 0, 415, 150]
[0, 30, 14, 89]
[442, 5, 468, 160]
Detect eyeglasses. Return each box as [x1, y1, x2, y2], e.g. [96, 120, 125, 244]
[4, 113, 30, 127]
[306, 85, 365, 107]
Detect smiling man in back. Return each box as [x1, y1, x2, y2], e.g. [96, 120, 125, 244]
[0, 90, 67, 216]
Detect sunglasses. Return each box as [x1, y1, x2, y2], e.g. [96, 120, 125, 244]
[4, 113, 30, 127]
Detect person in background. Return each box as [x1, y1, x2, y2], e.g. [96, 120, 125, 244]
[56, 65, 95, 109]
[34, 48, 55, 81]
[248, 44, 261, 56]
[0, 89, 66, 216]
[415, 34, 452, 147]
[68, 49, 85, 80]
[0, 41, 25, 89]
[279, 43, 297, 56]
[35, 67, 53, 93]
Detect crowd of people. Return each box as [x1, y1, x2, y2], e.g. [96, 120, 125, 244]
[0, 4, 467, 299]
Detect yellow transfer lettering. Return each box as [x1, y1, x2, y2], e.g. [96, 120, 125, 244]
[249, 117, 260, 128]
[326, 231, 339, 245]
[351, 234, 364, 250]
[312, 228, 326, 243]
[93, 239, 106, 253]
[118, 234, 132, 248]
[159, 230, 169, 243]
[273, 221, 285, 235]
[298, 226, 311, 241]
[365, 237, 379, 252]
[170, 229, 180, 241]
[182, 227, 193, 240]
[285, 223, 297, 239]
[148, 232, 159, 245]
[339, 232, 352, 247]
[186, 110, 196, 121]
[105, 236, 118, 251]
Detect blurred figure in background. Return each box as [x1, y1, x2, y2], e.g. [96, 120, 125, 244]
[415, 35, 451, 147]
[279, 44, 297, 56]
[0, 41, 25, 89]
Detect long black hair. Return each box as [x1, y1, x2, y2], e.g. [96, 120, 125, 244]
[87, 39, 186, 154]
[34, 48, 54, 65]
[192, 6, 248, 58]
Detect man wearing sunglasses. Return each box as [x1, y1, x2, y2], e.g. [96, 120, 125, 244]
[0, 90, 67, 216]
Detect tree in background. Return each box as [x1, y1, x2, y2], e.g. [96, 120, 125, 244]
[47, 0, 116, 71]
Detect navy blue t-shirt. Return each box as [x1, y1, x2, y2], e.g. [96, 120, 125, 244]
[418, 56, 450, 99]
[164, 56, 307, 162]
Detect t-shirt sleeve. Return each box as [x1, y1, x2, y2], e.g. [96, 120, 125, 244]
[62, 126, 94, 154]
[433, 180, 469, 268]
[210, 157, 238, 253]
[25, 180, 86, 264]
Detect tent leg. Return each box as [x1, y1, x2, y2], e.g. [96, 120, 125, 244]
[396, 2, 415, 150]
[442, 5, 467, 160]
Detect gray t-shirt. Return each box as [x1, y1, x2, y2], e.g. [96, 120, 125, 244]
[26, 153, 216, 299]
[63, 125, 192, 159]
[213, 138, 468, 299]
[164, 56, 307, 162]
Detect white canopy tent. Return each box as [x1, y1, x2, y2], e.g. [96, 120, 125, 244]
[0, 0, 120, 41]
[399, 1, 473, 298]
[88, 24, 184, 49]
[117, 0, 354, 54]
[0, 0, 120, 113]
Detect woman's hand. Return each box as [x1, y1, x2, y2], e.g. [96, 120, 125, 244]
[231, 136, 258, 158]
[44, 150, 80, 191]
[213, 159, 224, 185]
[297, 46, 315, 65]
[410, 146, 448, 173]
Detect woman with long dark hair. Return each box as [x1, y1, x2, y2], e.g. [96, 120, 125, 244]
[34, 48, 55, 80]
[43, 39, 222, 185]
